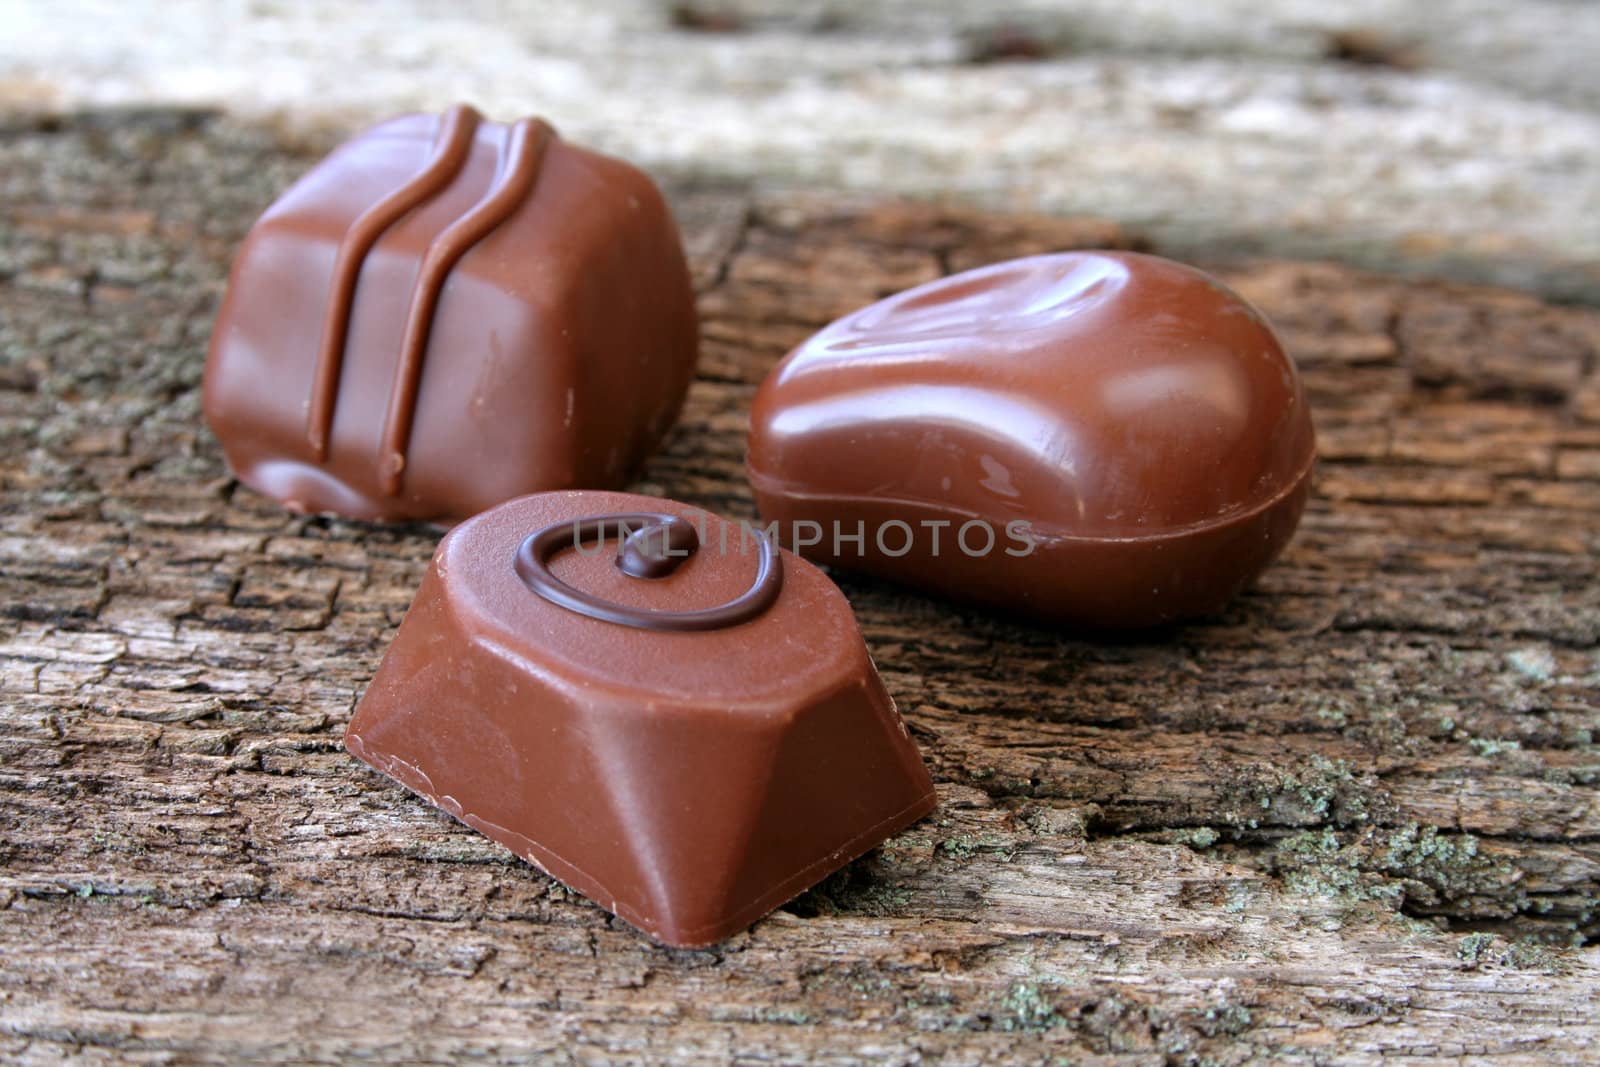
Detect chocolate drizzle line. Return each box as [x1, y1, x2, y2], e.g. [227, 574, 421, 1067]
[378, 116, 554, 496]
[515, 513, 784, 631]
[306, 104, 482, 460]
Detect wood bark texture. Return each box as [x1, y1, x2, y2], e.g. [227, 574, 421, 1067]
[1, 111, 1596, 1065]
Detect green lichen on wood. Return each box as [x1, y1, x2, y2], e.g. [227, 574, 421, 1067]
[999, 980, 1061, 1032]
[1456, 931, 1496, 965]
[1173, 826, 1221, 850]
[938, 834, 978, 861]
[1198, 1002, 1254, 1038]
[1504, 646, 1558, 684]
[1456, 931, 1574, 973]
[1234, 753, 1384, 829]
[1019, 804, 1095, 841]
[1270, 822, 1526, 922]
[1468, 736, 1522, 757]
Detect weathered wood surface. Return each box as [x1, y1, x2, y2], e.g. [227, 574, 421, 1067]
[9, 0, 1600, 302]
[1, 111, 1596, 1064]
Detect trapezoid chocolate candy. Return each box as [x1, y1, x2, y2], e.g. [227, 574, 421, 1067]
[746, 251, 1316, 628]
[344, 490, 936, 947]
[205, 104, 698, 523]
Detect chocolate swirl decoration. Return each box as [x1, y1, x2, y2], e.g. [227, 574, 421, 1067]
[514, 513, 783, 631]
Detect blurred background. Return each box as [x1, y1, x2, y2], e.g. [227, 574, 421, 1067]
[3, 0, 1596, 300]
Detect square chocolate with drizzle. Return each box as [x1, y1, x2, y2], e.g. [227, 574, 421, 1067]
[204, 105, 699, 522]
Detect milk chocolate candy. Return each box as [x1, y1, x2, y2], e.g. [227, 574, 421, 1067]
[345, 490, 936, 947]
[204, 105, 698, 522]
[747, 252, 1316, 628]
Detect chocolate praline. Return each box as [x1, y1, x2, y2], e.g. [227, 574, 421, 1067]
[746, 251, 1316, 628]
[205, 105, 698, 523]
[345, 490, 936, 947]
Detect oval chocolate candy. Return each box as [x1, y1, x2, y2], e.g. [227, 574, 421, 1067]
[745, 251, 1316, 627]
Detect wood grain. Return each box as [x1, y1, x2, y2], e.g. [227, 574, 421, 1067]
[1, 111, 1596, 1065]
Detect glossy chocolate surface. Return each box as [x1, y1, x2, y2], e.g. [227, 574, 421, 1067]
[205, 105, 698, 522]
[345, 491, 936, 947]
[747, 252, 1316, 627]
